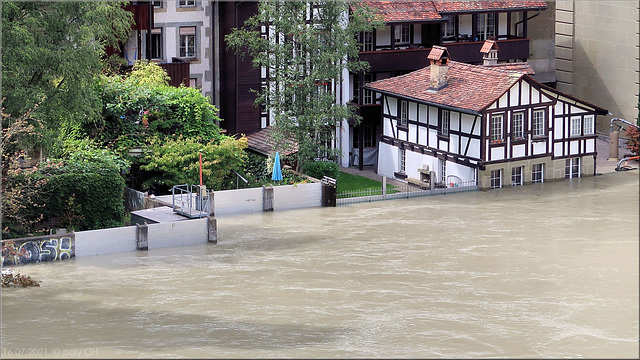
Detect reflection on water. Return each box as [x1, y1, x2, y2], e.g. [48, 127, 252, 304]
[2, 172, 638, 358]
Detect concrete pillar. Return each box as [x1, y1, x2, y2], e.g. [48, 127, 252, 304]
[207, 191, 215, 216]
[263, 186, 274, 211]
[208, 216, 217, 244]
[382, 177, 387, 198]
[136, 223, 148, 250]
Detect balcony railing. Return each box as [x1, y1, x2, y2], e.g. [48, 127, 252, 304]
[359, 38, 530, 73]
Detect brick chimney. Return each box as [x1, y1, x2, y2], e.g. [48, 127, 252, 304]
[427, 46, 450, 91]
[481, 39, 499, 66]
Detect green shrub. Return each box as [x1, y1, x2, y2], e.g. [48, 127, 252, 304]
[302, 160, 339, 180]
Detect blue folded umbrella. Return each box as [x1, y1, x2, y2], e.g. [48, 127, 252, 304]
[272, 152, 283, 181]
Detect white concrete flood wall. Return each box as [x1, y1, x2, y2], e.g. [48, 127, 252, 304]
[273, 183, 322, 211]
[75, 218, 208, 257]
[152, 183, 324, 217]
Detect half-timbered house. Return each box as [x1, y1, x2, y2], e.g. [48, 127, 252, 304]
[365, 46, 608, 189]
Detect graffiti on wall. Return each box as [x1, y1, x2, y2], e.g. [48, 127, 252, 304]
[2, 237, 75, 266]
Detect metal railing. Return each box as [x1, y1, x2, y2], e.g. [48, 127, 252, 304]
[337, 179, 478, 206]
[171, 184, 210, 218]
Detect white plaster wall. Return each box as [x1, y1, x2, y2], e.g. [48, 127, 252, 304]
[273, 183, 322, 211]
[148, 218, 208, 249]
[75, 226, 138, 257]
[153, 2, 212, 98]
[377, 142, 397, 178]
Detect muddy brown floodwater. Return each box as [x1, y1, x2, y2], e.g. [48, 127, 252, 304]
[1, 171, 638, 358]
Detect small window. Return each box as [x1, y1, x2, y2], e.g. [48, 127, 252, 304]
[179, 26, 196, 58]
[395, 24, 410, 44]
[571, 116, 582, 136]
[439, 158, 446, 184]
[512, 112, 524, 141]
[189, 78, 198, 88]
[490, 169, 502, 189]
[565, 158, 580, 179]
[399, 148, 406, 173]
[532, 109, 545, 137]
[443, 15, 456, 38]
[532, 163, 544, 183]
[179, 0, 195, 7]
[151, 28, 163, 60]
[400, 100, 408, 127]
[584, 115, 595, 135]
[151, 1, 163, 8]
[363, 73, 374, 104]
[439, 110, 450, 137]
[490, 114, 503, 143]
[362, 31, 374, 52]
[511, 166, 523, 186]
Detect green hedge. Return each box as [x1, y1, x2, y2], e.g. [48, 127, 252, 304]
[302, 161, 339, 180]
[43, 172, 125, 231]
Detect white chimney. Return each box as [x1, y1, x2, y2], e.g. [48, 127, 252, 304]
[427, 46, 450, 91]
[481, 39, 499, 66]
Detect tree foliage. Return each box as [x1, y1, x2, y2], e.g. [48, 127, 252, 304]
[141, 136, 248, 192]
[1, 1, 133, 130]
[226, 1, 382, 169]
[87, 61, 224, 156]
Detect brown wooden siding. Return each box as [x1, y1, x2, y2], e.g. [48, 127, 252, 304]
[123, 3, 154, 31]
[218, 1, 262, 136]
[159, 61, 190, 88]
[360, 38, 530, 73]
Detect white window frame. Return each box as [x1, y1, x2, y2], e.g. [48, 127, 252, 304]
[565, 157, 580, 179]
[443, 15, 456, 38]
[532, 163, 544, 183]
[584, 115, 595, 135]
[477, 13, 496, 41]
[511, 166, 523, 186]
[179, 26, 197, 58]
[532, 109, 545, 138]
[490, 169, 502, 189]
[490, 114, 503, 143]
[400, 100, 408, 127]
[179, 0, 195, 7]
[570, 116, 582, 136]
[512, 112, 524, 140]
[439, 158, 446, 184]
[151, 0, 163, 8]
[363, 73, 374, 105]
[151, 28, 163, 60]
[399, 148, 406, 173]
[363, 31, 374, 52]
[440, 110, 450, 137]
[395, 24, 410, 44]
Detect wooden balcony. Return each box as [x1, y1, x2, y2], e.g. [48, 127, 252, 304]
[359, 37, 530, 73]
[123, 3, 154, 31]
[159, 60, 190, 88]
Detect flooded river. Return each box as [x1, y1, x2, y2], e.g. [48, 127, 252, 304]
[2, 171, 638, 358]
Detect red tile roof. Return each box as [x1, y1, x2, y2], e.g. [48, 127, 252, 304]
[480, 39, 499, 53]
[433, 1, 547, 13]
[351, 1, 547, 22]
[364, 60, 529, 113]
[353, 1, 442, 22]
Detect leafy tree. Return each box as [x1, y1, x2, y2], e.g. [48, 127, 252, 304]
[87, 61, 224, 156]
[141, 136, 248, 192]
[1, 1, 133, 130]
[226, 1, 382, 170]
